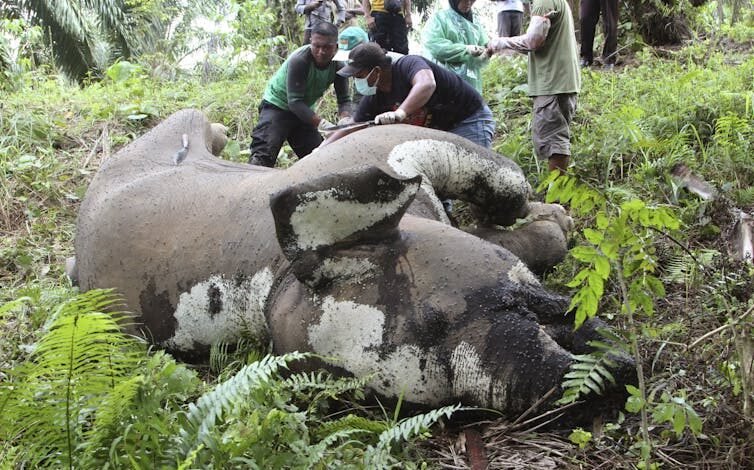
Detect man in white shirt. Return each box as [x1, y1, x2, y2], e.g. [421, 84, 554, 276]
[493, 0, 529, 37]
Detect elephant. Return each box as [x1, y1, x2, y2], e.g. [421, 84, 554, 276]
[71, 109, 633, 418]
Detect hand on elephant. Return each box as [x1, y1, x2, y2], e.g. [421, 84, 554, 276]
[337, 116, 354, 126]
[374, 108, 406, 125]
[317, 118, 336, 134]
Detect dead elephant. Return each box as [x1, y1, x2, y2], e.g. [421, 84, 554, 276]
[72, 109, 633, 418]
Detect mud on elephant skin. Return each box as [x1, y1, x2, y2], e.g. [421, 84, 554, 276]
[72, 109, 634, 419]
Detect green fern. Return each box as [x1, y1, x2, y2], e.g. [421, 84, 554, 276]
[315, 414, 389, 441]
[177, 351, 310, 456]
[284, 370, 369, 412]
[209, 336, 268, 377]
[364, 403, 462, 466]
[558, 339, 623, 405]
[0, 289, 144, 469]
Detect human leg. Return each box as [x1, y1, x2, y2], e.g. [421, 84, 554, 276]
[449, 104, 495, 148]
[370, 13, 391, 50]
[496, 11, 505, 37]
[303, 28, 312, 45]
[249, 102, 292, 167]
[387, 13, 409, 54]
[288, 122, 324, 159]
[509, 11, 523, 36]
[579, 0, 599, 65]
[499, 11, 513, 37]
[600, 0, 619, 65]
[531, 94, 577, 173]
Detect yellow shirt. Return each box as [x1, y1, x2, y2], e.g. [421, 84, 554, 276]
[368, 0, 387, 13]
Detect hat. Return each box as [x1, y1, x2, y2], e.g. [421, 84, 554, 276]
[333, 26, 369, 62]
[337, 42, 388, 77]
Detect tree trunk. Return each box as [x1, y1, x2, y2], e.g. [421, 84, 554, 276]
[623, 0, 697, 46]
[269, 0, 301, 60]
[568, 0, 580, 42]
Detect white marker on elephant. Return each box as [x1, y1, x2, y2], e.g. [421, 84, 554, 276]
[165, 268, 273, 351]
[451, 341, 509, 408]
[386, 140, 531, 222]
[290, 186, 415, 250]
[308, 296, 452, 405]
[312, 257, 379, 287]
[507, 260, 541, 286]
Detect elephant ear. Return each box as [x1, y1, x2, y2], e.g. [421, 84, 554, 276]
[270, 165, 421, 286]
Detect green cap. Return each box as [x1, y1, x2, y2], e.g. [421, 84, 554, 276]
[333, 27, 369, 62]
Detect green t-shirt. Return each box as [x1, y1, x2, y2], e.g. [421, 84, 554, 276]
[527, 0, 580, 96]
[262, 45, 343, 111]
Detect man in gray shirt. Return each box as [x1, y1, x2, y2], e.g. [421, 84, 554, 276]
[296, 0, 346, 44]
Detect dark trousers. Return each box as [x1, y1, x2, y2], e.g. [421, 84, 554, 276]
[580, 0, 619, 64]
[249, 101, 322, 167]
[497, 11, 523, 37]
[369, 12, 409, 55]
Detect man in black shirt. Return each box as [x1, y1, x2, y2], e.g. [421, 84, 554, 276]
[323, 42, 495, 148]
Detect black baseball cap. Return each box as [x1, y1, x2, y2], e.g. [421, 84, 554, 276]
[337, 42, 388, 77]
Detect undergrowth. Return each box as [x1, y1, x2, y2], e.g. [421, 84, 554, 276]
[1, 18, 753, 469]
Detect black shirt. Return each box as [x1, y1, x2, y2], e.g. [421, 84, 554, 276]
[353, 55, 485, 130]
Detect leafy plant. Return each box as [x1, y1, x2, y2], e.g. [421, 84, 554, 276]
[540, 171, 690, 465]
[0, 289, 145, 469]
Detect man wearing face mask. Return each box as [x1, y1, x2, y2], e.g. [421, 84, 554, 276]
[248, 22, 352, 167]
[323, 42, 495, 148]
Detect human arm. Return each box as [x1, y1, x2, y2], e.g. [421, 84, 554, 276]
[296, 0, 323, 15]
[403, 0, 412, 29]
[487, 13, 551, 54]
[363, 0, 375, 29]
[334, 0, 346, 25]
[423, 13, 487, 64]
[286, 56, 321, 126]
[374, 67, 435, 124]
[333, 73, 352, 120]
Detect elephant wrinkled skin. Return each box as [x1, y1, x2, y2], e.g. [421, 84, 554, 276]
[72, 109, 633, 418]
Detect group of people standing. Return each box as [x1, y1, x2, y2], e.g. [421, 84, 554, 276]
[248, 0, 619, 175]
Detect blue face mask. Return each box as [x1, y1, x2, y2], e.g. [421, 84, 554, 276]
[354, 68, 378, 96]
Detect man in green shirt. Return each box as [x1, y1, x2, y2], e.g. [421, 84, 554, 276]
[249, 22, 352, 167]
[488, 0, 580, 173]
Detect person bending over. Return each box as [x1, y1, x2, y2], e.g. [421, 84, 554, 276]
[249, 22, 352, 167]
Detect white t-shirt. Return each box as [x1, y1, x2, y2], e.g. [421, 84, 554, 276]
[494, 0, 524, 13]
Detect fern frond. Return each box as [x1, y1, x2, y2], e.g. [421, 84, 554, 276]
[558, 352, 618, 405]
[177, 351, 310, 456]
[316, 414, 388, 440]
[284, 371, 370, 411]
[297, 428, 367, 468]
[0, 289, 144, 468]
[363, 403, 462, 467]
[375, 403, 461, 451]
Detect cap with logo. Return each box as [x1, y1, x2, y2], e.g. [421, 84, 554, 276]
[333, 26, 369, 62]
[337, 42, 389, 77]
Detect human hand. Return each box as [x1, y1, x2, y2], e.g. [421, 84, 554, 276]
[374, 108, 407, 125]
[466, 45, 485, 57]
[317, 118, 336, 133]
[337, 116, 354, 126]
[487, 37, 510, 54]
